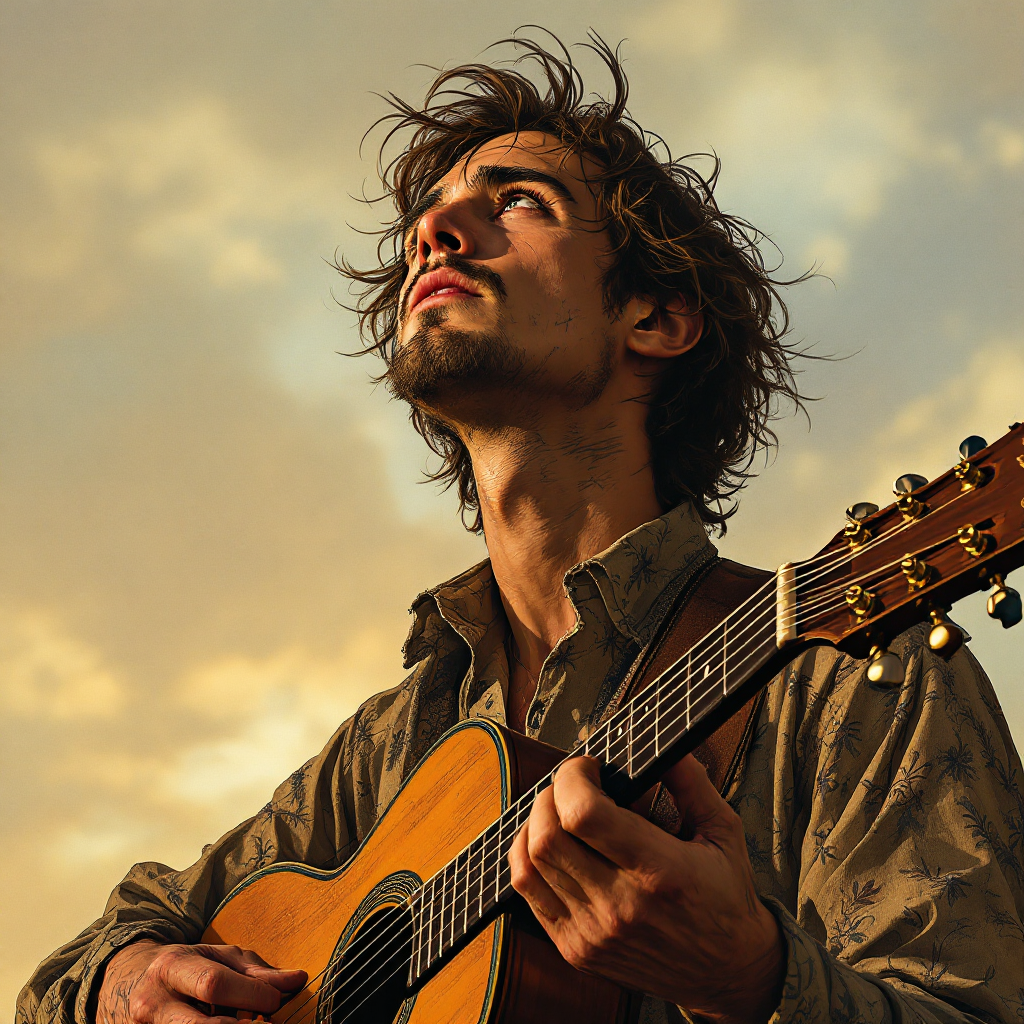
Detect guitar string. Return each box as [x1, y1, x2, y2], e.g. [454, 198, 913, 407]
[275, 576, 800, 1024]
[304, 536, 944, 1024]
[276, 507, 967, 1024]
[278, 539, 918, 1024]
[280, 569, 848, 1024]
[275, 527, 922, 1024]
[273, 586, 788, 1024]
[334, 505, 981, 1023]
[279, 581, 857, 1024]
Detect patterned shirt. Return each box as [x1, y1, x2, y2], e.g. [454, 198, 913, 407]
[16, 502, 1024, 1024]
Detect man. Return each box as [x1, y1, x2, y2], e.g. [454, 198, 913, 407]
[19, 34, 1024, 1024]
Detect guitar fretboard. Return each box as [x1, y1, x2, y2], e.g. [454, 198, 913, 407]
[408, 579, 781, 982]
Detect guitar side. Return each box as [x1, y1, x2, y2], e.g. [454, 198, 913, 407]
[203, 720, 633, 1024]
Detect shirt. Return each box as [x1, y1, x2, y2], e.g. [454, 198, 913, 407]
[16, 501, 1024, 1024]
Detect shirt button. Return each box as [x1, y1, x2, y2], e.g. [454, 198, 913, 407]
[527, 700, 545, 731]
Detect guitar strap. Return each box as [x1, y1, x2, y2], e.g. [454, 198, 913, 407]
[599, 556, 773, 810]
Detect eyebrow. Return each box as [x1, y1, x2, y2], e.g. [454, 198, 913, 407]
[401, 163, 577, 238]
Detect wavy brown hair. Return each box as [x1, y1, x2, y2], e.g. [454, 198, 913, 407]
[339, 31, 808, 533]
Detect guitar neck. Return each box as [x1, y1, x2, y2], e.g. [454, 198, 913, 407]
[409, 574, 786, 982]
[408, 422, 1024, 985]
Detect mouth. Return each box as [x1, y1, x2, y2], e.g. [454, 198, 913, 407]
[405, 267, 483, 317]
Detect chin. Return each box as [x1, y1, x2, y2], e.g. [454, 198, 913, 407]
[387, 316, 527, 406]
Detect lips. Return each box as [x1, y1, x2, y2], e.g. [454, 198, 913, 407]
[405, 267, 482, 316]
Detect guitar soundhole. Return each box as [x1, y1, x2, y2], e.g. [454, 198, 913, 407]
[317, 903, 414, 1024]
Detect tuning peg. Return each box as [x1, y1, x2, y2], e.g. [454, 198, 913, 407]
[846, 502, 879, 523]
[866, 644, 905, 687]
[987, 574, 1022, 628]
[959, 435, 988, 459]
[893, 474, 928, 495]
[927, 608, 964, 659]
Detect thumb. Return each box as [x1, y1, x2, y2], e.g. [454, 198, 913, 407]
[660, 754, 736, 844]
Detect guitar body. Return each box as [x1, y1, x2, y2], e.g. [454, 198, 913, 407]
[203, 720, 635, 1024]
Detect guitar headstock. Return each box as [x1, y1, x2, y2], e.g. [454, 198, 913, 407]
[787, 423, 1024, 679]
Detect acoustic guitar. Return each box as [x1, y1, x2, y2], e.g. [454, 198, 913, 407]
[202, 425, 1024, 1024]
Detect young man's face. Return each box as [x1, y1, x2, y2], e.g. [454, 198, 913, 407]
[389, 132, 627, 423]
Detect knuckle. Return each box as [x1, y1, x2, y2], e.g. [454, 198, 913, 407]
[528, 821, 559, 862]
[128, 986, 159, 1022]
[561, 938, 590, 971]
[558, 799, 596, 838]
[508, 856, 531, 893]
[602, 911, 631, 944]
[191, 967, 221, 1003]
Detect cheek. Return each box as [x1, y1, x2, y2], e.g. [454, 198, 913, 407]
[509, 239, 607, 319]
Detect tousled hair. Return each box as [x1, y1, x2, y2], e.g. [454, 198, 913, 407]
[338, 30, 808, 533]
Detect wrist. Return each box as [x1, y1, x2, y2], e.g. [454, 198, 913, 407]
[694, 902, 785, 1024]
[97, 940, 160, 1024]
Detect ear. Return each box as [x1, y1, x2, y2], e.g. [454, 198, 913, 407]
[626, 295, 703, 360]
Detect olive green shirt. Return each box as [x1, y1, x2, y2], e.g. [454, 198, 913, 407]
[17, 502, 1024, 1023]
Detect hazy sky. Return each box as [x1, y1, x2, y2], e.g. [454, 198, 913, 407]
[2, 1, 1022, 1014]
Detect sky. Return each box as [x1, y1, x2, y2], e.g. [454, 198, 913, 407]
[1, 0, 1022, 1015]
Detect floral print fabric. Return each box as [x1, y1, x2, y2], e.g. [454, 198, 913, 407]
[17, 502, 1024, 1024]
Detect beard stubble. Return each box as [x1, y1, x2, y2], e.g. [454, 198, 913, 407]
[385, 304, 530, 409]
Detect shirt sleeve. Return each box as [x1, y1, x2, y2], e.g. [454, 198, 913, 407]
[760, 626, 1024, 1023]
[15, 713, 366, 1024]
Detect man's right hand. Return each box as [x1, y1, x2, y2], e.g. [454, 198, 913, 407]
[96, 940, 308, 1024]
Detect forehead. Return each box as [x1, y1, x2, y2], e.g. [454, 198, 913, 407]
[432, 131, 596, 198]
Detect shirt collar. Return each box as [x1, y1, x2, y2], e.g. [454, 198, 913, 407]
[402, 501, 716, 668]
[574, 501, 717, 643]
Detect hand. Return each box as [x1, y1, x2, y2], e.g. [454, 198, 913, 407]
[508, 755, 783, 1024]
[96, 940, 307, 1024]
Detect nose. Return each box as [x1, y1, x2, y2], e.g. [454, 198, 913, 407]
[414, 204, 474, 265]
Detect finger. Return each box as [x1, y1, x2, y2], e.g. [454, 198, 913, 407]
[550, 757, 656, 871]
[661, 755, 737, 844]
[196, 946, 307, 995]
[509, 821, 570, 922]
[528, 773, 620, 899]
[159, 952, 284, 1015]
[155, 1001, 236, 1024]
[198, 945, 307, 992]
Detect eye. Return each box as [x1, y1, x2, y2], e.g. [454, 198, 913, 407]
[496, 188, 548, 216]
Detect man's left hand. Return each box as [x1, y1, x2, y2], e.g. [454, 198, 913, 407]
[508, 754, 784, 1024]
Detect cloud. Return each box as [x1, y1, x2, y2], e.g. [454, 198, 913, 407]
[2, 98, 351, 352]
[166, 632, 390, 807]
[862, 337, 1024, 500]
[802, 233, 850, 280]
[0, 609, 124, 719]
[634, 0, 740, 57]
[980, 120, 1024, 170]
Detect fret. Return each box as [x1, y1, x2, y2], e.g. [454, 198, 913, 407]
[721, 621, 728, 697]
[497, 814, 514, 897]
[689, 672, 719, 726]
[413, 890, 426, 980]
[434, 863, 445, 961]
[468, 835, 483, 927]
[425, 873, 437, 968]
[412, 603, 782, 983]
[654, 686, 661, 758]
[494, 819, 505, 905]
[626, 703, 634, 777]
[478, 833, 488, 920]
[686, 649, 692, 730]
[437, 864, 450, 962]
[449, 849, 465, 949]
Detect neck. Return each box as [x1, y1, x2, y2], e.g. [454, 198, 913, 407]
[465, 403, 663, 674]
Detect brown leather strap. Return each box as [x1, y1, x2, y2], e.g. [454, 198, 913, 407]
[612, 557, 772, 796]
